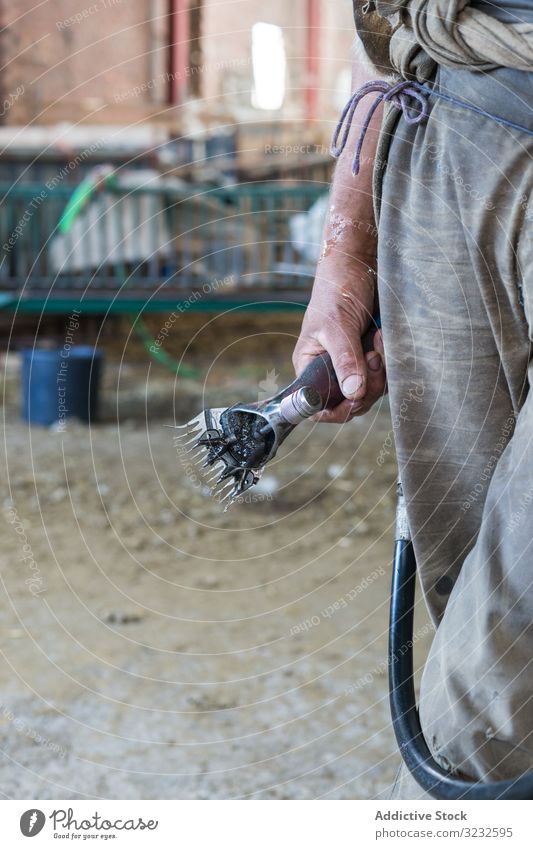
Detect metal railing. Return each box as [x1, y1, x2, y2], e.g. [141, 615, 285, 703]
[0, 180, 327, 311]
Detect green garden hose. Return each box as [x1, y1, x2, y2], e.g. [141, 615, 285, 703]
[131, 314, 202, 379]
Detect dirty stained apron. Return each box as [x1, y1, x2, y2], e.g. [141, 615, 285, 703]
[375, 60, 533, 796]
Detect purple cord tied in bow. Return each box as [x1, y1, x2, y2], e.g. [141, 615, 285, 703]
[331, 79, 429, 176]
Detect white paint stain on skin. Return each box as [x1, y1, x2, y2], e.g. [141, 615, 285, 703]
[320, 213, 357, 259]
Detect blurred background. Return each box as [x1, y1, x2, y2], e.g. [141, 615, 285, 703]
[0, 0, 431, 799]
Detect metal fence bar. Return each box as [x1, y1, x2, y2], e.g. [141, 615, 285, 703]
[0, 181, 326, 306]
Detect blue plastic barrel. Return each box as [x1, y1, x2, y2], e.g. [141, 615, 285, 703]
[21, 346, 104, 426]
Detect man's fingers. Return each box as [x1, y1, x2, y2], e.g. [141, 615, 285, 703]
[317, 326, 367, 402]
[312, 399, 364, 423]
[293, 327, 368, 402]
[293, 327, 387, 423]
[374, 328, 385, 356]
[311, 346, 386, 422]
[292, 332, 328, 377]
[363, 348, 387, 404]
[292, 347, 320, 377]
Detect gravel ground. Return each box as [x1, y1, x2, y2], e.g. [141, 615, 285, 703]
[0, 350, 432, 799]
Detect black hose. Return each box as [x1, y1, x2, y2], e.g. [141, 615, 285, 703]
[388, 502, 533, 799]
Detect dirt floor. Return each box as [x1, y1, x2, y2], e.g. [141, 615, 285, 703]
[0, 313, 432, 799]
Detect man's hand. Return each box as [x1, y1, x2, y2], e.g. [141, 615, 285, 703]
[292, 48, 386, 423]
[292, 260, 386, 423]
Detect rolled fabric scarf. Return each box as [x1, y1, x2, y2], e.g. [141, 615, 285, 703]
[374, 0, 533, 80]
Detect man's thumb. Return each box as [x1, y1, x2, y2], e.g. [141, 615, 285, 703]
[326, 334, 367, 401]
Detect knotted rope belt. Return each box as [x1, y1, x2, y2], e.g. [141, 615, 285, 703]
[332, 78, 533, 175]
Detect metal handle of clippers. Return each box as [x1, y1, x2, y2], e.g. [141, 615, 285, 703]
[278, 315, 382, 415]
[219, 317, 383, 475]
[173, 317, 383, 506]
[389, 482, 533, 799]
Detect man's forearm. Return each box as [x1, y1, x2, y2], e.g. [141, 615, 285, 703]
[292, 46, 386, 421]
[318, 55, 382, 274]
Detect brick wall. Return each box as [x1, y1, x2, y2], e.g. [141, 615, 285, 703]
[0, 0, 353, 137]
[1, 0, 168, 126]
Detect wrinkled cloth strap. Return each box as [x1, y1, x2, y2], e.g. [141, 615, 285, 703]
[330, 79, 429, 175]
[332, 77, 533, 181]
[375, 0, 533, 81]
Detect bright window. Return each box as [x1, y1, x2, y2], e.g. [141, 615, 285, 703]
[251, 23, 286, 110]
